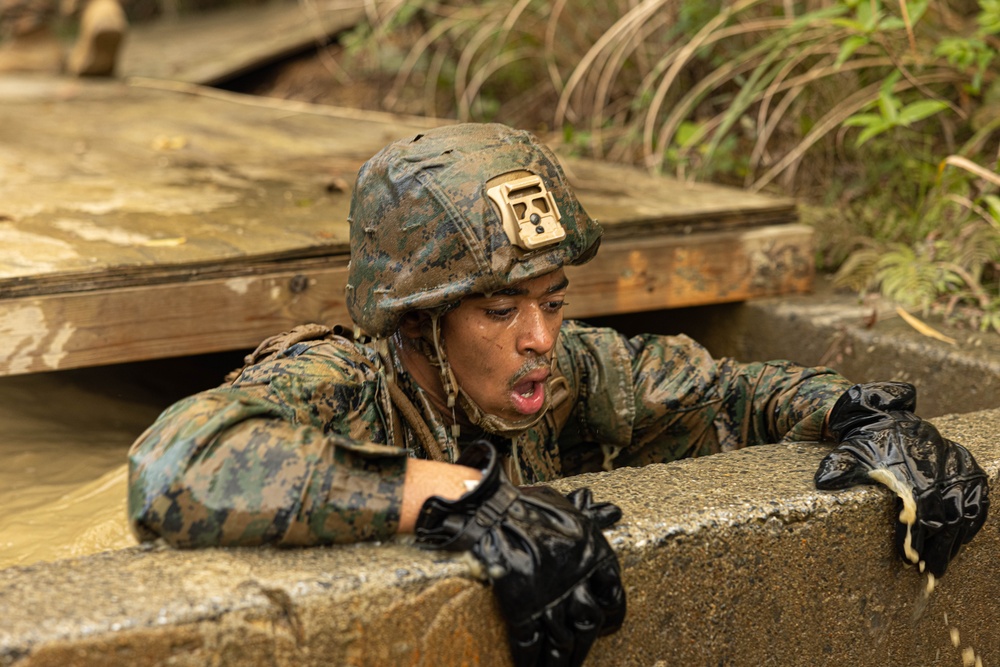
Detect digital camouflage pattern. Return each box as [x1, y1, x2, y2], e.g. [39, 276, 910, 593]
[345, 123, 602, 338]
[128, 320, 852, 547]
[129, 121, 852, 547]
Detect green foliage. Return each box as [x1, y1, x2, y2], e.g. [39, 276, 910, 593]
[841, 73, 950, 147]
[831, 154, 1000, 333]
[342, 0, 1000, 332]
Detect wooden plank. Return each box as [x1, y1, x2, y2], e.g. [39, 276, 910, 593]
[120, 1, 366, 85]
[0, 225, 813, 376]
[565, 223, 814, 316]
[559, 158, 797, 238]
[0, 81, 796, 298]
[0, 82, 430, 296]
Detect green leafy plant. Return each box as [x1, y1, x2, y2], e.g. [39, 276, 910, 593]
[832, 151, 1000, 332]
[330, 0, 1000, 331]
[841, 72, 950, 147]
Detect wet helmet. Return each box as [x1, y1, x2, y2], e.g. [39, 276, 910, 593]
[345, 122, 602, 338]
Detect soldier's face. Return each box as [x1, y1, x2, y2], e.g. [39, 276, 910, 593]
[441, 269, 568, 421]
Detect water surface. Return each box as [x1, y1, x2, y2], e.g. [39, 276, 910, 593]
[0, 352, 244, 569]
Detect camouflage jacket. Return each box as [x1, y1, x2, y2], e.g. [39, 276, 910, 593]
[128, 320, 852, 548]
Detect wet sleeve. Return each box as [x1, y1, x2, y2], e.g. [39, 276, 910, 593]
[560, 324, 851, 466]
[127, 351, 408, 548]
[624, 332, 852, 462]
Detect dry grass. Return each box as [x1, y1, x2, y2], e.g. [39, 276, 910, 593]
[245, 0, 1000, 330]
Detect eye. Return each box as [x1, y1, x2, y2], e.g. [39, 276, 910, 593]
[485, 307, 516, 321]
[543, 300, 566, 313]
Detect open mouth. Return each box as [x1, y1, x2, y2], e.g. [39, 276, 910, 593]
[509, 371, 549, 415]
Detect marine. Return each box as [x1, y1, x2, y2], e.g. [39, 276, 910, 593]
[128, 122, 989, 667]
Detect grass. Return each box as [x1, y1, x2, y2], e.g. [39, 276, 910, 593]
[323, 0, 1000, 331]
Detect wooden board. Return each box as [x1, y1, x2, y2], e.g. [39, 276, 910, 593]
[0, 225, 814, 375]
[0, 80, 435, 297]
[120, 0, 366, 86]
[0, 79, 808, 376]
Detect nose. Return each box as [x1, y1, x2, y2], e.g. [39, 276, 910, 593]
[516, 305, 557, 357]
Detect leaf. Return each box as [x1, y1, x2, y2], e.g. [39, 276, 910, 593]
[895, 307, 957, 345]
[790, 4, 849, 28]
[984, 194, 1000, 221]
[833, 247, 882, 291]
[855, 1, 877, 30]
[675, 120, 706, 148]
[836, 35, 870, 68]
[829, 18, 869, 31]
[855, 119, 893, 147]
[897, 100, 949, 126]
[877, 87, 900, 123]
[878, 17, 906, 31]
[907, 0, 930, 24]
[842, 112, 883, 127]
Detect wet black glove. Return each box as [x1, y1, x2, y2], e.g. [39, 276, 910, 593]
[815, 382, 989, 577]
[415, 440, 626, 667]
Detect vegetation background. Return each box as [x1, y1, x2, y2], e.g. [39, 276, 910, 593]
[237, 0, 1000, 333]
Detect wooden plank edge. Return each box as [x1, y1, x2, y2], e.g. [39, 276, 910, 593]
[595, 209, 799, 240]
[0, 224, 814, 376]
[565, 223, 814, 318]
[189, 10, 368, 86]
[0, 254, 351, 299]
[0, 209, 801, 298]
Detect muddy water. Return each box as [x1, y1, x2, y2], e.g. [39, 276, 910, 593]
[0, 353, 243, 570]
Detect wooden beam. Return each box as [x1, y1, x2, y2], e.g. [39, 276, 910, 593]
[566, 223, 814, 317]
[0, 225, 813, 376]
[121, 2, 367, 86]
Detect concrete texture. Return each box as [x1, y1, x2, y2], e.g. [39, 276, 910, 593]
[2, 408, 998, 667]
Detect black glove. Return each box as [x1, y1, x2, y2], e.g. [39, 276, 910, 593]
[815, 382, 989, 577]
[415, 440, 626, 667]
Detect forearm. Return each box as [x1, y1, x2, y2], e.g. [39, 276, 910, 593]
[128, 390, 408, 547]
[622, 332, 849, 456]
[718, 358, 852, 444]
[398, 459, 483, 533]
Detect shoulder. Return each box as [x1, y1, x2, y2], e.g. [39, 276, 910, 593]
[227, 324, 383, 386]
[555, 319, 635, 386]
[558, 319, 626, 348]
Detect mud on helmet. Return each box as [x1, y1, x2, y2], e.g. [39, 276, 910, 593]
[345, 122, 602, 338]
[345, 123, 602, 437]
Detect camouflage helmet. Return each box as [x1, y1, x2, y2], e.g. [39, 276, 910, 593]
[345, 123, 603, 338]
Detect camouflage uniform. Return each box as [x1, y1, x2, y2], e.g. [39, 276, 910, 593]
[128, 321, 850, 547]
[127, 122, 852, 549]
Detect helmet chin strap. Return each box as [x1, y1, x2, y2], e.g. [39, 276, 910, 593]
[428, 314, 552, 439]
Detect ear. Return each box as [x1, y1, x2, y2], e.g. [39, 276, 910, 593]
[399, 310, 431, 340]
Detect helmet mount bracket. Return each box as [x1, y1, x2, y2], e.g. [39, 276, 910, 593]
[486, 174, 566, 251]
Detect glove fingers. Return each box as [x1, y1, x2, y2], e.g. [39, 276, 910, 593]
[539, 603, 574, 667]
[589, 502, 623, 529]
[564, 585, 603, 667]
[815, 449, 871, 490]
[961, 479, 990, 543]
[918, 520, 962, 578]
[589, 558, 626, 634]
[506, 619, 543, 667]
[923, 484, 975, 577]
[566, 488, 592, 510]
[566, 488, 623, 529]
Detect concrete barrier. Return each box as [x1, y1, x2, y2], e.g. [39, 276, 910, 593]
[3, 407, 998, 667]
[648, 283, 1000, 419]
